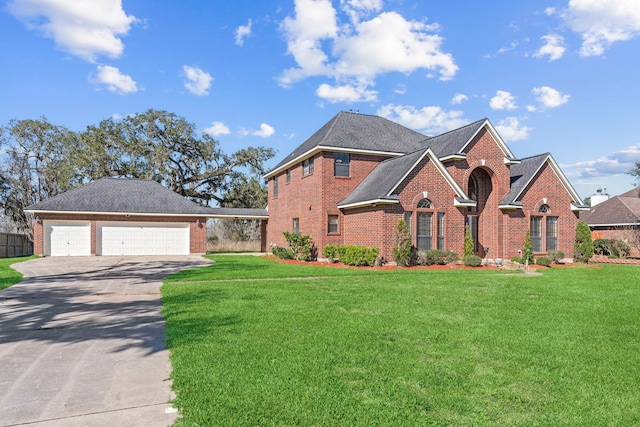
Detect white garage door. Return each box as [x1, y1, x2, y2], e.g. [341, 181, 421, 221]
[45, 221, 91, 257]
[98, 222, 190, 256]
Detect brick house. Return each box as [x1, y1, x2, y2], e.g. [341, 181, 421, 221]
[580, 187, 640, 258]
[26, 178, 268, 256]
[264, 111, 588, 262]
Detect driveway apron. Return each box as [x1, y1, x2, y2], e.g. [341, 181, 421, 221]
[0, 255, 211, 426]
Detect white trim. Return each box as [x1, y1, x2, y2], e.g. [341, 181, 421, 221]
[263, 145, 404, 179]
[26, 209, 268, 220]
[337, 198, 399, 210]
[589, 223, 640, 227]
[499, 204, 524, 210]
[571, 203, 590, 212]
[454, 199, 477, 207]
[504, 157, 521, 165]
[440, 154, 466, 162]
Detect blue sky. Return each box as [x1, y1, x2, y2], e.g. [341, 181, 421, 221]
[1, 0, 639, 200]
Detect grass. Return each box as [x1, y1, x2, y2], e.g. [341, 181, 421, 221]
[162, 256, 640, 426]
[0, 255, 37, 291]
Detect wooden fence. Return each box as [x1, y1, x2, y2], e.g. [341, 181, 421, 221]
[0, 233, 33, 258]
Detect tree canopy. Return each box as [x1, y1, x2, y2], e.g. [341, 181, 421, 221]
[0, 109, 275, 237]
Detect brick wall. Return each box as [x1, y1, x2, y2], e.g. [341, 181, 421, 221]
[32, 213, 206, 256]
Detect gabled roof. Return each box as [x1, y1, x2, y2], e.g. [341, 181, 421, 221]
[338, 148, 468, 209]
[25, 178, 269, 219]
[265, 111, 429, 178]
[499, 153, 587, 211]
[426, 118, 517, 161]
[581, 187, 640, 226]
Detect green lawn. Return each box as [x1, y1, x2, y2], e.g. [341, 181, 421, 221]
[0, 255, 37, 291]
[162, 256, 640, 426]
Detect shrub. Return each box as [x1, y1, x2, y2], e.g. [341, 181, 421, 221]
[593, 239, 631, 258]
[283, 231, 314, 261]
[574, 221, 593, 263]
[392, 219, 412, 267]
[323, 244, 337, 262]
[547, 249, 565, 263]
[510, 257, 522, 263]
[272, 246, 294, 260]
[463, 255, 483, 267]
[536, 256, 552, 267]
[336, 245, 379, 266]
[417, 249, 458, 266]
[522, 230, 535, 264]
[463, 225, 474, 257]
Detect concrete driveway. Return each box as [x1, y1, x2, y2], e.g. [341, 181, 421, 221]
[0, 255, 212, 426]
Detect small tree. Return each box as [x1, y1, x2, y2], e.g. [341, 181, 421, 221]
[283, 231, 314, 261]
[392, 219, 412, 267]
[463, 225, 474, 257]
[522, 230, 534, 264]
[574, 220, 594, 263]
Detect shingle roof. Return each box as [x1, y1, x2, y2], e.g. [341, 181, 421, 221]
[425, 118, 486, 157]
[580, 187, 640, 225]
[500, 153, 549, 205]
[25, 178, 268, 218]
[338, 148, 428, 206]
[269, 111, 429, 173]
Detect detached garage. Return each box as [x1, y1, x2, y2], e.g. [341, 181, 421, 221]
[26, 178, 213, 257]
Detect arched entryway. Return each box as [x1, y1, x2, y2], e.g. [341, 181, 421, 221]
[466, 168, 493, 256]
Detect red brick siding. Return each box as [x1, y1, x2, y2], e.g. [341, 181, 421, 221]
[32, 213, 206, 256]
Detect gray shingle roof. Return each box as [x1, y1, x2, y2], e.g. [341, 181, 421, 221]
[270, 111, 429, 172]
[338, 149, 428, 206]
[580, 187, 640, 225]
[25, 178, 268, 218]
[425, 118, 486, 157]
[500, 153, 549, 205]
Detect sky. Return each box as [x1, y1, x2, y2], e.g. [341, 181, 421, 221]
[1, 0, 639, 200]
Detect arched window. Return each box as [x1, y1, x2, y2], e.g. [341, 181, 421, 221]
[538, 204, 550, 213]
[417, 198, 432, 208]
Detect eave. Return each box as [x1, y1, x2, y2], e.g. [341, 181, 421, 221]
[338, 198, 400, 210]
[440, 153, 466, 162]
[571, 203, 591, 212]
[498, 203, 523, 210]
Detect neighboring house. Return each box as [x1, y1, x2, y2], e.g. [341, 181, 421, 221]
[26, 178, 268, 256]
[580, 187, 640, 258]
[264, 111, 588, 262]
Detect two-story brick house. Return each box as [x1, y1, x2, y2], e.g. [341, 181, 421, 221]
[264, 111, 588, 262]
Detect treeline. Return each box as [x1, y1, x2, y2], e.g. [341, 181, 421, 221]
[0, 109, 275, 238]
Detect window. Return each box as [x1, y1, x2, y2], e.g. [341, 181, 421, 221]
[334, 153, 350, 177]
[546, 216, 558, 251]
[286, 169, 291, 184]
[530, 216, 542, 252]
[437, 212, 445, 250]
[273, 176, 278, 198]
[539, 204, 550, 213]
[466, 215, 479, 253]
[417, 198, 432, 208]
[417, 212, 433, 250]
[303, 157, 314, 176]
[292, 218, 299, 233]
[404, 211, 412, 235]
[328, 215, 339, 234]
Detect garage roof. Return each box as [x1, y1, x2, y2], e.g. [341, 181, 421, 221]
[25, 178, 269, 219]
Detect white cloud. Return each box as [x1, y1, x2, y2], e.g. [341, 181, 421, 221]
[451, 93, 468, 105]
[279, 1, 457, 99]
[251, 123, 276, 138]
[561, 145, 640, 178]
[561, 0, 640, 56]
[316, 83, 377, 103]
[235, 19, 252, 46]
[376, 104, 467, 135]
[545, 7, 557, 16]
[183, 65, 213, 96]
[534, 34, 566, 61]
[7, 0, 137, 62]
[204, 121, 231, 137]
[91, 65, 137, 94]
[494, 117, 531, 142]
[532, 86, 570, 108]
[490, 90, 517, 110]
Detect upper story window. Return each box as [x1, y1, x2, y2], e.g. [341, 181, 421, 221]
[539, 204, 550, 213]
[286, 169, 291, 184]
[273, 176, 279, 198]
[303, 157, 314, 176]
[334, 153, 350, 177]
[417, 198, 433, 208]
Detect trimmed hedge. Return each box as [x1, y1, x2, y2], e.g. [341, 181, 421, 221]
[547, 249, 565, 263]
[272, 246, 294, 260]
[536, 256, 552, 267]
[416, 249, 459, 266]
[463, 255, 483, 267]
[336, 245, 380, 266]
